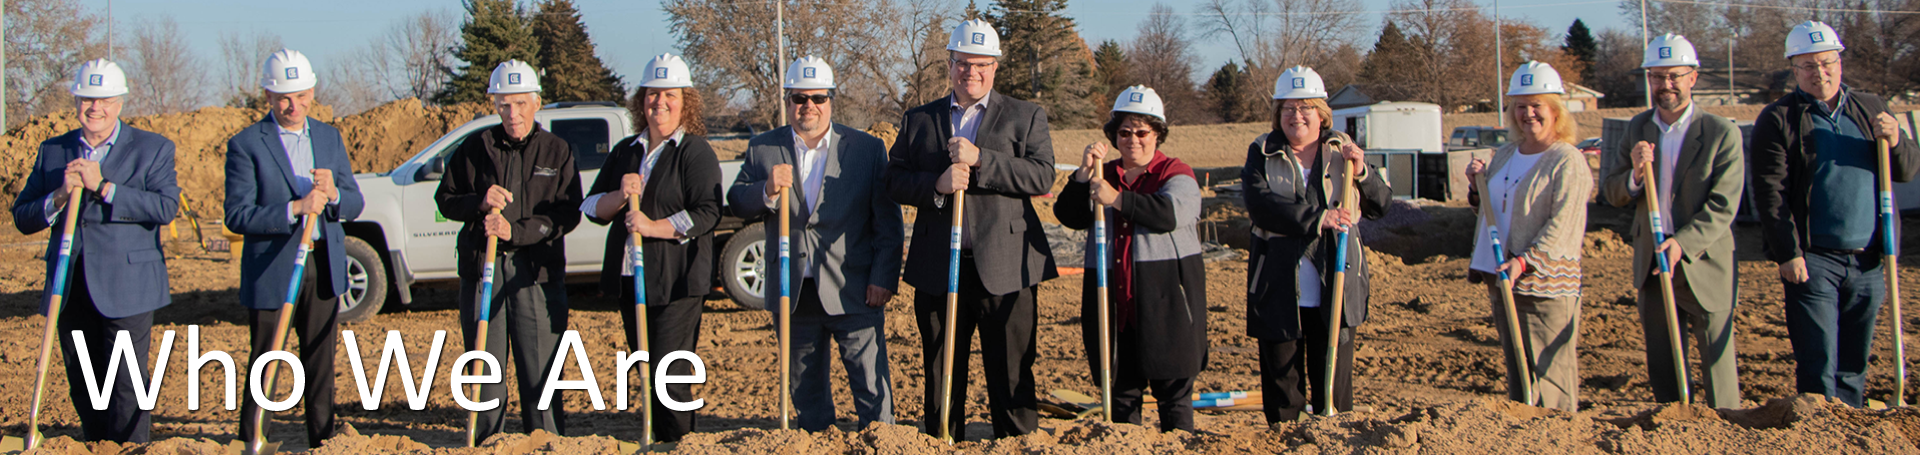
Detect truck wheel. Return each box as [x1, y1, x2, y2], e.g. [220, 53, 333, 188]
[339, 236, 389, 324]
[720, 222, 767, 310]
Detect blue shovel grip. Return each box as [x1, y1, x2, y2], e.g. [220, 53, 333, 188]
[1094, 220, 1107, 288]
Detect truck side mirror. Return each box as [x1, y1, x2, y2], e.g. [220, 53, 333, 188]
[417, 157, 446, 181]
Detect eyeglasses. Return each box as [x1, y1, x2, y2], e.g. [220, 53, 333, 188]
[1115, 128, 1154, 139]
[1279, 107, 1315, 116]
[951, 59, 996, 73]
[1645, 69, 1695, 83]
[1794, 58, 1841, 73]
[788, 94, 832, 105]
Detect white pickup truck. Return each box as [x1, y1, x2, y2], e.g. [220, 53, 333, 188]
[338, 102, 771, 323]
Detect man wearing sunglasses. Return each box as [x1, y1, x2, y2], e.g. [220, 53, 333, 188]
[884, 19, 1058, 440]
[1599, 33, 1745, 408]
[728, 56, 904, 431]
[1751, 21, 1920, 407]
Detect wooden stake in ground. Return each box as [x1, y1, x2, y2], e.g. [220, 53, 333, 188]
[629, 193, 655, 450]
[1637, 161, 1691, 403]
[1489, 225, 1536, 406]
[937, 189, 965, 442]
[10, 188, 84, 452]
[243, 213, 319, 455]
[1093, 163, 1112, 423]
[1879, 137, 1909, 407]
[1322, 137, 1355, 417]
[778, 187, 792, 430]
[465, 207, 502, 447]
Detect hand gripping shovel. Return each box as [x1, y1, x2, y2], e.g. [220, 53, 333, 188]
[777, 188, 793, 430]
[1879, 137, 1909, 407]
[5, 188, 84, 452]
[1321, 137, 1355, 416]
[1490, 226, 1537, 406]
[232, 213, 320, 455]
[630, 194, 656, 451]
[1637, 162, 1692, 403]
[1092, 164, 1113, 423]
[463, 208, 503, 447]
[935, 188, 965, 442]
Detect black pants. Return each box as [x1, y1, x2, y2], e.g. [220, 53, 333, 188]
[458, 251, 568, 443]
[240, 243, 337, 447]
[620, 284, 704, 443]
[914, 255, 1038, 441]
[1110, 369, 1195, 432]
[59, 259, 154, 443]
[1258, 305, 1354, 423]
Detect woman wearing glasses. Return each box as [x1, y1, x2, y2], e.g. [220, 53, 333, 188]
[1240, 67, 1390, 422]
[1054, 85, 1209, 431]
[1463, 61, 1592, 412]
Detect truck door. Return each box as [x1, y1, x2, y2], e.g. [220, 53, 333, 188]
[401, 126, 493, 279]
[547, 116, 617, 274]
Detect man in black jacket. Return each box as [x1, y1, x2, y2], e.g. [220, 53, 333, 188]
[884, 19, 1058, 440]
[433, 60, 583, 440]
[1750, 21, 1920, 407]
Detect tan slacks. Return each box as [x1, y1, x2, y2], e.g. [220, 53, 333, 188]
[1483, 279, 1581, 412]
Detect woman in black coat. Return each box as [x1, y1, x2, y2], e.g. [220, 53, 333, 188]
[1054, 86, 1208, 431]
[1241, 67, 1390, 422]
[580, 55, 723, 443]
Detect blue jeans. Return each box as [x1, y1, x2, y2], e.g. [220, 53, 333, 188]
[789, 279, 893, 431]
[1783, 249, 1886, 407]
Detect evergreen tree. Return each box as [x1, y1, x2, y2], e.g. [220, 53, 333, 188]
[534, 0, 624, 103]
[1093, 40, 1131, 106]
[1563, 19, 1598, 81]
[964, 0, 982, 20]
[1358, 19, 1418, 102]
[985, 0, 1102, 128]
[1204, 61, 1251, 123]
[439, 0, 540, 104]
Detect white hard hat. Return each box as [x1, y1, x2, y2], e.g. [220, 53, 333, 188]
[639, 54, 694, 89]
[1506, 61, 1566, 96]
[1111, 85, 1165, 121]
[260, 49, 317, 94]
[488, 60, 542, 94]
[946, 19, 1002, 57]
[70, 59, 128, 98]
[1784, 21, 1845, 59]
[783, 55, 835, 90]
[1271, 66, 1327, 100]
[1642, 34, 1700, 68]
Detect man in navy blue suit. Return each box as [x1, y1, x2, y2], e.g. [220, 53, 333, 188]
[222, 49, 364, 448]
[9, 59, 179, 442]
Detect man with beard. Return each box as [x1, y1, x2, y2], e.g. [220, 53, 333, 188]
[728, 56, 904, 431]
[1751, 21, 1920, 407]
[1600, 34, 1745, 408]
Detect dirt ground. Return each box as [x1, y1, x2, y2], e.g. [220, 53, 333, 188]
[2, 102, 1920, 453]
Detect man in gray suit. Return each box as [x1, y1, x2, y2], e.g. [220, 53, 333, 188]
[1600, 34, 1745, 408]
[11, 59, 179, 443]
[884, 19, 1058, 440]
[728, 56, 904, 432]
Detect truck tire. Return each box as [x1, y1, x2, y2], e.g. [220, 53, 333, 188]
[720, 222, 768, 310]
[339, 236, 389, 324]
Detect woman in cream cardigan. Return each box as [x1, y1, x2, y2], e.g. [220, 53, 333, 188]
[1464, 61, 1593, 412]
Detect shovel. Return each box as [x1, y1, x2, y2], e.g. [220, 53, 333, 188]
[463, 207, 503, 446]
[231, 213, 320, 455]
[4, 187, 85, 452]
[936, 188, 965, 442]
[1879, 137, 1908, 407]
[1637, 162, 1691, 403]
[777, 187, 792, 430]
[1321, 137, 1355, 416]
[1490, 226, 1537, 406]
[1093, 163, 1112, 423]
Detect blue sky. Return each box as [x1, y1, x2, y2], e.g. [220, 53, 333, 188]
[99, 0, 1637, 86]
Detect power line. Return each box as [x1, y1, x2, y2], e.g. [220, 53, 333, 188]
[1649, 0, 1920, 14]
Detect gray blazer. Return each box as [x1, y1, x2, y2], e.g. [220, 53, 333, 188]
[11, 124, 180, 318]
[885, 92, 1059, 295]
[1600, 109, 1744, 311]
[730, 124, 905, 315]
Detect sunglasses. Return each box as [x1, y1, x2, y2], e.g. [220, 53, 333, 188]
[788, 94, 833, 105]
[1115, 129, 1154, 139]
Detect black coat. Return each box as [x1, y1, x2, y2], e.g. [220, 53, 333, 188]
[1054, 176, 1209, 380]
[585, 133, 724, 304]
[1240, 130, 1391, 342]
[1750, 88, 1920, 263]
[433, 124, 583, 283]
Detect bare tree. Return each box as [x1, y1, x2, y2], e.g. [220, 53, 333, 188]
[1195, 0, 1270, 66]
[385, 9, 460, 103]
[218, 30, 285, 108]
[4, 0, 109, 127]
[320, 41, 396, 116]
[123, 16, 207, 116]
[1195, 0, 1364, 121]
[1389, 0, 1497, 111]
[1129, 3, 1213, 123]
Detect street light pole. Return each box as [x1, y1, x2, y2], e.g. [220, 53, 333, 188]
[776, 0, 786, 127]
[1494, 0, 1504, 127]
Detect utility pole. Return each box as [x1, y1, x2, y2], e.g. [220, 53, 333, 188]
[3, 0, 8, 131]
[1494, 0, 1504, 127]
[776, 0, 786, 127]
[1640, 0, 1651, 108]
[107, 0, 114, 60]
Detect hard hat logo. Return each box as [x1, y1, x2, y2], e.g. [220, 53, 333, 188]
[286, 68, 299, 80]
[1659, 47, 1672, 59]
[88, 75, 102, 86]
[1811, 32, 1825, 43]
[1129, 93, 1143, 103]
[508, 73, 521, 85]
[803, 67, 816, 79]
[1521, 74, 1534, 86]
[972, 33, 985, 45]
[1292, 78, 1305, 89]
[655, 68, 668, 79]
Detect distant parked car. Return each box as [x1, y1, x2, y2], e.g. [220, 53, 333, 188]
[1577, 137, 1602, 155]
[1447, 126, 1510, 150]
